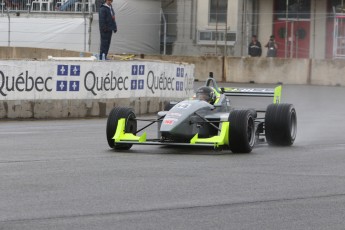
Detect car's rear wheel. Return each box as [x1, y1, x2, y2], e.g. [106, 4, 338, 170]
[228, 110, 255, 153]
[106, 107, 137, 150]
[265, 103, 297, 146]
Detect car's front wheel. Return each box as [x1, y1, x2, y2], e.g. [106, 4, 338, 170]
[106, 107, 137, 150]
[228, 110, 255, 153]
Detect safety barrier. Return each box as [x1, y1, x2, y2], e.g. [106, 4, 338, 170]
[1, 47, 345, 119]
[143, 55, 345, 87]
[0, 58, 194, 118]
[0, 0, 96, 13]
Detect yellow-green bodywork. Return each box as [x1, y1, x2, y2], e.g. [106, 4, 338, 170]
[213, 88, 221, 104]
[113, 118, 230, 148]
[273, 85, 282, 104]
[190, 121, 229, 147]
[113, 118, 147, 142]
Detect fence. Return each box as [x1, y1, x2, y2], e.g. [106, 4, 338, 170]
[333, 6, 345, 59]
[1, 0, 345, 59]
[0, 0, 162, 55]
[0, 0, 97, 13]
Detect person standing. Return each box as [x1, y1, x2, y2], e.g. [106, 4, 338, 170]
[248, 35, 262, 57]
[265, 35, 278, 57]
[99, 0, 117, 60]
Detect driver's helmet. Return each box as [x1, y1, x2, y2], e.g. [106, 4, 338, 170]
[196, 86, 216, 104]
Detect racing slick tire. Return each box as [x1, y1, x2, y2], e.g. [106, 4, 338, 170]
[265, 103, 297, 146]
[106, 107, 137, 150]
[228, 110, 256, 153]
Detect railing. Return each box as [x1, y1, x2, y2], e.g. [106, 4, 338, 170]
[333, 6, 345, 59]
[0, 0, 97, 14]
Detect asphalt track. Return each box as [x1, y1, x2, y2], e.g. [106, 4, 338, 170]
[1, 84, 345, 230]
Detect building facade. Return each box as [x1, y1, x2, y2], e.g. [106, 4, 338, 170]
[1, 0, 344, 58]
[161, 0, 345, 59]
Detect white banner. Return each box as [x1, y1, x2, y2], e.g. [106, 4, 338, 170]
[0, 60, 194, 100]
[0, 0, 161, 54]
[0, 18, 87, 51]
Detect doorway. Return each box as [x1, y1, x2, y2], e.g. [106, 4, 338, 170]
[273, 0, 311, 58]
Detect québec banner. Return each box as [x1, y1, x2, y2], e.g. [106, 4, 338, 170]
[0, 60, 194, 100]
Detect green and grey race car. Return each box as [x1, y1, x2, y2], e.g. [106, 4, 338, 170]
[106, 72, 297, 153]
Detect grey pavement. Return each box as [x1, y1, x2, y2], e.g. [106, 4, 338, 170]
[1, 84, 345, 230]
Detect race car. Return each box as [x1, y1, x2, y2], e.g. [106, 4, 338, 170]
[106, 72, 297, 153]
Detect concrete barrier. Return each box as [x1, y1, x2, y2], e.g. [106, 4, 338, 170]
[0, 98, 177, 119]
[0, 47, 92, 60]
[311, 59, 345, 86]
[137, 55, 225, 82]
[0, 56, 194, 119]
[142, 55, 345, 86]
[225, 57, 310, 85]
[2, 47, 345, 86]
[1, 47, 345, 119]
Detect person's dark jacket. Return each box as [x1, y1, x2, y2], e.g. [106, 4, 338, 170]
[99, 4, 117, 33]
[248, 41, 262, 57]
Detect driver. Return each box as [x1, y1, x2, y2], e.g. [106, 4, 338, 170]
[195, 86, 216, 104]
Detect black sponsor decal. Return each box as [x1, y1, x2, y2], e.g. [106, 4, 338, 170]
[146, 71, 175, 94]
[84, 71, 129, 96]
[0, 71, 52, 97]
[184, 74, 194, 94]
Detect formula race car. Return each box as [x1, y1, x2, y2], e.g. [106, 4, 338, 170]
[106, 73, 297, 153]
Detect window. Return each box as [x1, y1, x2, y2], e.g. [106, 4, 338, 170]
[197, 30, 237, 46]
[274, 0, 311, 19]
[209, 0, 228, 24]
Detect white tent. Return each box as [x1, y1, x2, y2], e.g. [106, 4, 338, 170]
[91, 0, 161, 54]
[0, 0, 161, 54]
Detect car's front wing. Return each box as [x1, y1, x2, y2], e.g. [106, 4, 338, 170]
[113, 118, 230, 148]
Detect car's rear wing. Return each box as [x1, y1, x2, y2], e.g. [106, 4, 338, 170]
[205, 72, 282, 104]
[221, 85, 282, 104]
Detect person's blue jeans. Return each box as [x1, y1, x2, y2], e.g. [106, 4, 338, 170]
[100, 31, 112, 60]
